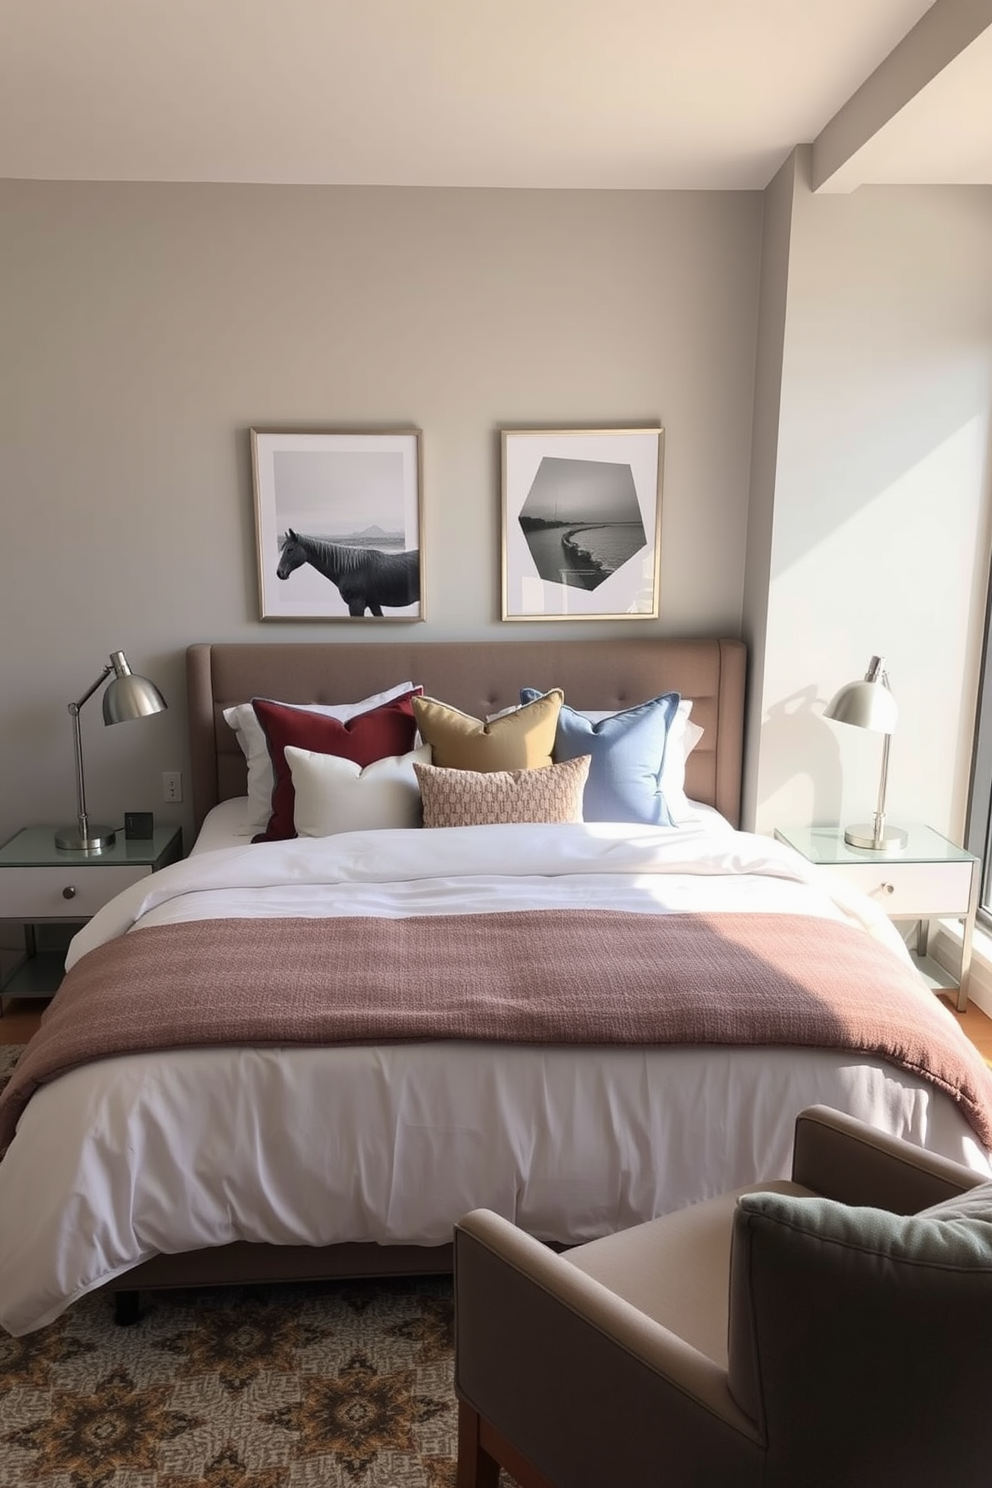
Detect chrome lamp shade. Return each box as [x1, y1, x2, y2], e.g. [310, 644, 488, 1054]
[55, 651, 168, 852]
[824, 655, 905, 853]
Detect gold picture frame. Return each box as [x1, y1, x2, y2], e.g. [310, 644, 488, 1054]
[501, 427, 664, 621]
[250, 427, 424, 621]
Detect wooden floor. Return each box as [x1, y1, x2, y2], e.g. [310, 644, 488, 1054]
[939, 993, 992, 1062]
[4, 992, 992, 1059]
[0, 998, 47, 1042]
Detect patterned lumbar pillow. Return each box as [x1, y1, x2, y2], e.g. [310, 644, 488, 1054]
[412, 689, 563, 772]
[414, 755, 590, 827]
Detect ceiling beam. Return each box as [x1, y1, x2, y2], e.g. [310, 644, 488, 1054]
[812, 0, 992, 192]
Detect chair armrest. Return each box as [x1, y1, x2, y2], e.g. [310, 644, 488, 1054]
[454, 1210, 762, 1488]
[792, 1105, 985, 1212]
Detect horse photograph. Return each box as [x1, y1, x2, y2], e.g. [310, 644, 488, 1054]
[277, 528, 420, 617]
[251, 427, 424, 621]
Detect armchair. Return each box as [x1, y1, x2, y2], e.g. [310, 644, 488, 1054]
[454, 1105, 992, 1488]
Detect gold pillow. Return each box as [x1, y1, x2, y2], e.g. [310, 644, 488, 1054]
[412, 689, 563, 771]
[414, 756, 590, 827]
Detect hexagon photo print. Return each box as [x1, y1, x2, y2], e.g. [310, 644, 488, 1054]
[501, 428, 663, 620]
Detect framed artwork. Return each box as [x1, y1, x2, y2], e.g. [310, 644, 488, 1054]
[501, 427, 664, 621]
[250, 428, 424, 621]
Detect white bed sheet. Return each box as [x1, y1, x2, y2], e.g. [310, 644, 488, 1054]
[187, 795, 738, 855]
[1, 819, 989, 1337]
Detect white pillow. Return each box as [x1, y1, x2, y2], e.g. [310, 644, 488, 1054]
[286, 743, 432, 837]
[224, 681, 416, 836]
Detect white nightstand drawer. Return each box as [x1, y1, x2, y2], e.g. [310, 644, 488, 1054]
[1, 864, 152, 919]
[819, 860, 973, 917]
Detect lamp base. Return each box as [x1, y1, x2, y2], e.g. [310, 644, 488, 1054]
[843, 823, 908, 853]
[55, 824, 117, 852]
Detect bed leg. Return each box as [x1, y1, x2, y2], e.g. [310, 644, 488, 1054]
[113, 1290, 141, 1326]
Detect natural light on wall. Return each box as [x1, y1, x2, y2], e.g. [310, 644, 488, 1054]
[756, 414, 986, 840]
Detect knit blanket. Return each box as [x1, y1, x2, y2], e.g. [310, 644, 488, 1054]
[3, 908, 992, 1153]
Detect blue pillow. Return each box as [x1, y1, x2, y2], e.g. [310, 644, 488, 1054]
[520, 689, 680, 825]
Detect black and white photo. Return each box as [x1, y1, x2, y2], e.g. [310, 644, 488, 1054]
[501, 428, 663, 620]
[251, 429, 424, 621]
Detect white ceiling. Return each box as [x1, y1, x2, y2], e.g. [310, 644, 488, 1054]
[1, 0, 990, 191]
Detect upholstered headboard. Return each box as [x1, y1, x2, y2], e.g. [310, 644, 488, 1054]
[186, 638, 746, 834]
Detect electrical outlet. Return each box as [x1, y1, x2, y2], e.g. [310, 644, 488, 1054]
[162, 771, 183, 803]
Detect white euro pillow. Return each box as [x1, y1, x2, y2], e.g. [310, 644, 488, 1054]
[223, 681, 416, 836]
[286, 743, 432, 837]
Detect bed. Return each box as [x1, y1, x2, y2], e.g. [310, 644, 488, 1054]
[1, 635, 991, 1338]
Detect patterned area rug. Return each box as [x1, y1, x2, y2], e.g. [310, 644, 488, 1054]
[0, 1046, 518, 1488]
[0, 1276, 473, 1488]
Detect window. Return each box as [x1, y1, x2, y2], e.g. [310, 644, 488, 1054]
[966, 574, 992, 926]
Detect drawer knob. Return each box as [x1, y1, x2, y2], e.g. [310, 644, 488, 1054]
[62, 885, 77, 900]
[881, 882, 895, 896]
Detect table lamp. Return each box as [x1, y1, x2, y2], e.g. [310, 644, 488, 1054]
[55, 650, 168, 851]
[824, 654, 905, 853]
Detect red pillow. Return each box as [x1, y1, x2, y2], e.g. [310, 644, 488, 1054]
[251, 691, 421, 842]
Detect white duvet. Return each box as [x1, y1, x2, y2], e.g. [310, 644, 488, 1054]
[1, 818, 989, 1337]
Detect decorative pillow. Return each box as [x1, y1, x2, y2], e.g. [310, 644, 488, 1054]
[918, 1182, 992, 1229]
[727, 1185, 992, 1422]
[737, 1185, 992, 1269]
[286, 743, 431, 837]
[224, 682, 417, 835]
[412, 689, 563, 772]
[520, 688, 680, 825]
[251, 693, 420, 842]
[520, 693, 703, 824]
[583, 704, 703, 822]
[414, 755, 590, 828]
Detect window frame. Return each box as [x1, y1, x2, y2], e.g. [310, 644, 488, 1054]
[966, 565, 992, 928]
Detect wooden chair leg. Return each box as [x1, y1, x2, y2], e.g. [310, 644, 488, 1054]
[457, 1401, 501, 1488]
[456, 1399, 560, 1488]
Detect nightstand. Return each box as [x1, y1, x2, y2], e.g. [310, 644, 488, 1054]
[0, 824, 183, 1008]
[774, 824, 979, 1013]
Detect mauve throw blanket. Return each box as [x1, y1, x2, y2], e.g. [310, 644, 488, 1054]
[3, 909, 992, 1154]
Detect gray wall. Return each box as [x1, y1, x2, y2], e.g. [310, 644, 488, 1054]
[0, 181, 762, 849]
[3, 174, 990, 873]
